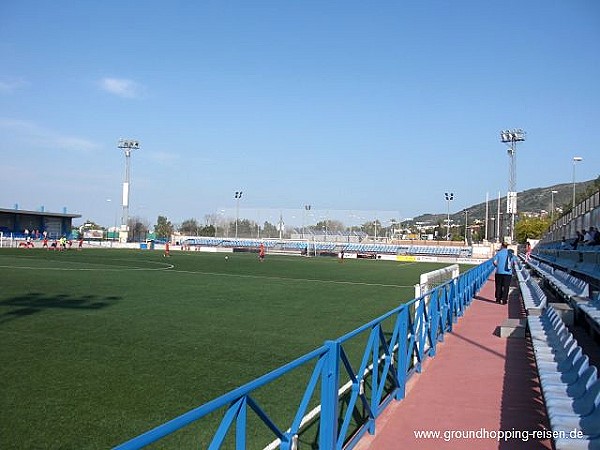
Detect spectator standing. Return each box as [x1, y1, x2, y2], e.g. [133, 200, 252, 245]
[493, 243, 514, 305]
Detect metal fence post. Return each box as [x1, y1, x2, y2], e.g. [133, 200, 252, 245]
[320, 340, 340, 449]
[395, 306, 409, 400]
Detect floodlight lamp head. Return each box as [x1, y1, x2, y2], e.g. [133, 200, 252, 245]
[573, 156, 583, 162]
[118, 139, 140, 150]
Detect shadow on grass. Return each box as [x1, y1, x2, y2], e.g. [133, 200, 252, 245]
[0, 292, 122, 325]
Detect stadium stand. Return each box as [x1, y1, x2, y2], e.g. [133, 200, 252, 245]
[577, 292, 600, 339]
[515, 260, 547, 314]
[526, 259, 590, 302]
[519, 241, 600, 446]
[528, 306, 600, 449]
[181, 237, 474, 258]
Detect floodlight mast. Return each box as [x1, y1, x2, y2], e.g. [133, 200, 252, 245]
[500, 129, 525, 243]
[234, 191, 243, 238]
[444, 192, 454, 241]
[118, 139, 140, 242]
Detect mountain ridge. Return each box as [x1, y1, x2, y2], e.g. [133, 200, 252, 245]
[410, 179, 598, 226]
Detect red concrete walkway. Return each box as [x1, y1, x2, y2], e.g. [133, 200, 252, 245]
[355, 277, 553, 450]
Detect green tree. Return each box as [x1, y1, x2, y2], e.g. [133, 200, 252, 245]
[154, 215, 174, 239]
[199, 225, 215, 236]
[515, 216, 551, 243]
[179, 218, 199, 235]
[226, 219, 257, 237]
[262, 221, 278, 238]
[360, 219, 383, 237]
[128, 216, 150, 242]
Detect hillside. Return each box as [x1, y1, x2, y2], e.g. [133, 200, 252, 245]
[411, 178, 598, 226]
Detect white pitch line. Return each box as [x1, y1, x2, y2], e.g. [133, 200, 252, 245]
[0, 263, 174, 272]
[168, 269, 412, 288]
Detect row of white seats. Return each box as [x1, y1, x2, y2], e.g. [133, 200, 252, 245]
[578, 293, 600, 336]
[527, 259, 590, 301]
[516, 259, 547, 314]
[528, 307, 600, 449]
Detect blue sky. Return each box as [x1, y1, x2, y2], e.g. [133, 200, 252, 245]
[1, 1, 599, 228]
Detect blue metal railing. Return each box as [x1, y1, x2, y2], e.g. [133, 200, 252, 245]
[115, 260, 494, 449]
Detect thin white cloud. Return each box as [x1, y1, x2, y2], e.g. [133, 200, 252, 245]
[0, 78, 27, 94]
[99, 77, 143, 98]
[0, 117, 99, 152]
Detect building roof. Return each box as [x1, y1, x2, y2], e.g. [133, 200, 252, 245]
[0, 208, 82, 219]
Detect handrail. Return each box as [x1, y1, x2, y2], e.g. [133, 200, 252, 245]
[115, 260, 494, 450]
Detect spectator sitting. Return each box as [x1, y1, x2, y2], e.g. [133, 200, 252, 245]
[588, 226, 600, 246]
[583, 227, 594, 245]
[573, 230, 584, 249]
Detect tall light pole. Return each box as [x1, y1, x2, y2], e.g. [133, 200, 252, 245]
[484, 192, 489, 242]
[500, 129, 525, 243]
[278, 212, 284, 240]
[234, 191, 243, 238]
[444, 192, 454, 241]
[550, 190, 558, 223]
[464, 208, 469, 244]
[374, 218, 378, 241]
[497, 191, 501, 243]
[572, 156, 583, 210]
[118, 139, 140, 243]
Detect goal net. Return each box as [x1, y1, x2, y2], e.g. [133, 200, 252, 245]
[414, 264, 460, 298]
[263, 238, 311, 256]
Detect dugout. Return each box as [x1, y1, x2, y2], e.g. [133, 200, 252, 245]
[0, 207, 82, 238]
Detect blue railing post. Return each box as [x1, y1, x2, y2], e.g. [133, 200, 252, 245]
[395, 306, 409, 400]
[320, 340, 340, 449]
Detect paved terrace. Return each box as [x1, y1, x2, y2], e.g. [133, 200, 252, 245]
[355, 277, 554, 450]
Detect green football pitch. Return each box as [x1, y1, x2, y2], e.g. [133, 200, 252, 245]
[0, 248, 463, 449]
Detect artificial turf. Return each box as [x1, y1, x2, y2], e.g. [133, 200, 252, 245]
[0, 248, 457, 449]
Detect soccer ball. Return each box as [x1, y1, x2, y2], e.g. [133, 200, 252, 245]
[225, 256, 229, 260]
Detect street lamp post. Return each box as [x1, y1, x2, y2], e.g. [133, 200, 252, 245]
[572, 157, 583, 210]
[444, 192, 454, 241]
[464, 208, 469, 244]
[117, 139, 140, 243]
[374, 219, 378, 241]
[234, 191, 243, 238]
[550, 190, 558, 223]
[106, 198, 117, 248]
